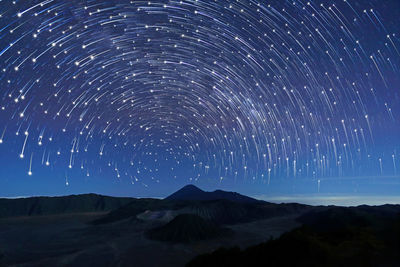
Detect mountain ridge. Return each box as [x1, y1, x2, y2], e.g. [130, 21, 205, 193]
[0, 193, 134, 218]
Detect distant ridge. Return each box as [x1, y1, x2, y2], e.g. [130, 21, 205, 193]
[165, 185, 259, 203]
[0, 194, 134, 218]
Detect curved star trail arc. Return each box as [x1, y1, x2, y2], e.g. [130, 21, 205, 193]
[0, 0, 399, 190]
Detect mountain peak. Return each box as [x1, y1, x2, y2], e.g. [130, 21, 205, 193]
[181, 184, 204, 192]
[165, 184, 205, 201]
[165, 185, 259, 203]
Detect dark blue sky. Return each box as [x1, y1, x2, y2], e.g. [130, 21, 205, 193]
[0, 0, 399, 200]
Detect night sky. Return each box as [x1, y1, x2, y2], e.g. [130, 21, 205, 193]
[0, 0, 399, 200]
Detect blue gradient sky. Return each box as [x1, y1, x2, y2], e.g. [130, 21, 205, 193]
[0, 0, 399, 203]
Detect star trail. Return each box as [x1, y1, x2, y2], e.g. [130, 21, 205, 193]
[0, 0, 399, 197]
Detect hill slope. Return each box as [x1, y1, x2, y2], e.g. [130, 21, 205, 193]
[147, 213, 233, 243]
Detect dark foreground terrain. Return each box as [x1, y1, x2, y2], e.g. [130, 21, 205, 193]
[0, 186, 399, 266]
[188, 205, 400, 267]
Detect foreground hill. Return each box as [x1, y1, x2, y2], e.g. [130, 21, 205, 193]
[0, 194, 134, 218]
[187, 205, 400, 267]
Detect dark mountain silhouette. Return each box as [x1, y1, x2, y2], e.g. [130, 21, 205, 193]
[165, 185, 205, 200]
[165, 184, 259, 203]
[0, 194, 134, 218]
[147, 214, 233, 243]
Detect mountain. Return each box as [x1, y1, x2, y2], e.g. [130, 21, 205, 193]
[0, 194, 134, 218]
[165, 185, 260, 203]
[92, 185, 310, 225]
[146, 213, 233, 243]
